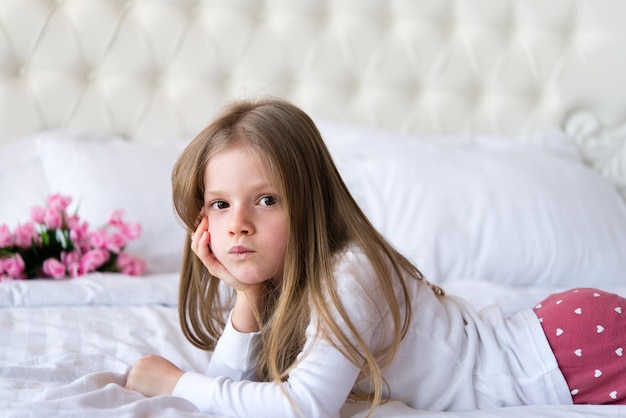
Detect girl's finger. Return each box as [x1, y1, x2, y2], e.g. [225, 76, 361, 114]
[190, 216, 208, 252]
[196, 230, 212, 259]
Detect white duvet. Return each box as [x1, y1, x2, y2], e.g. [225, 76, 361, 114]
[1, 274, 625, 418]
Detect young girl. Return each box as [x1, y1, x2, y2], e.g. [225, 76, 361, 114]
[125, 98, 626, 417]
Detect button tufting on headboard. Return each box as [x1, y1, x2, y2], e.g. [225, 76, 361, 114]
[1, 0, 626, 143]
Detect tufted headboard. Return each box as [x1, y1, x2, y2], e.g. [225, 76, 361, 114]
[1, 0, 626, 145]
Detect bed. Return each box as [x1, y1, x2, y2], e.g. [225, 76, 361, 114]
[1, 0, 626, 417]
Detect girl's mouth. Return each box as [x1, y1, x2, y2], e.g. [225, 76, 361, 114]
[229, 245, 253, 256]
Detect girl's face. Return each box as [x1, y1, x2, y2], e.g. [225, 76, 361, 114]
[203, 145, 288, 286]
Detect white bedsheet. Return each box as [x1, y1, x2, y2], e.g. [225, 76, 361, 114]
[1, 276, 625, 418]
[0, 304, 216, 417]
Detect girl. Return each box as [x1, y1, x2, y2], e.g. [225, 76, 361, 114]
[125, 98, 626, 417]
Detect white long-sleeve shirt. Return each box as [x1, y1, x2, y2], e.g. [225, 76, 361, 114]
[173, 246, 572, 417]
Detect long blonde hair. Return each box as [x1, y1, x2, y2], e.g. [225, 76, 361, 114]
[171, 97, 443, 413]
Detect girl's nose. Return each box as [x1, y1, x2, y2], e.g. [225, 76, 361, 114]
[228, 207, 254, 236]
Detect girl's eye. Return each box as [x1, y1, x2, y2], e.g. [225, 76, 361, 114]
[260, 195, 277, 206]
[211, 201, 229, 210]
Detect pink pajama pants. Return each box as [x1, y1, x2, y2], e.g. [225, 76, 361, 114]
[533, 288, 626, 405]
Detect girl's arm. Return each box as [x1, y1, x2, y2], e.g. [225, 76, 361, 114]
[172, 321, 365, 418]
[125, 307, 261, 396]
[126, 323, 364, 418]
[204, 304, 261, 381]
[231, 286, 263, 333]
[127, 216, 265, 394]
[129, 243, 387, 417]
[170, 248, 387, 418]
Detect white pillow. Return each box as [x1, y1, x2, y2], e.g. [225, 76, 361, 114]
[36, 132, 188, 274]
[0, 134, 52, 227]
[318, 121, 626, 287]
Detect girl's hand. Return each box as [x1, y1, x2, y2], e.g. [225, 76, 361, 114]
[190, 215, 248, 291]
[191, 213, 265, 333]
[125, 354, 184, 397]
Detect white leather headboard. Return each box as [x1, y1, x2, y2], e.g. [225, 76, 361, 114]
[2, 0, 626, 144]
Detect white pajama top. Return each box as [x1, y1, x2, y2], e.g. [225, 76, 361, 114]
[173, 246, 571, 417]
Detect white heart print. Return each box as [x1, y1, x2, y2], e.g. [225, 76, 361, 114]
[574, 308, 582, 314]
[595, 369, 603, 378]
[597, 325, 605, 333]
[574, 349, 582, 357]
[616, 307, 622, 314]
[556, 328, 564, 336]
[610, 391, 618, 400]
[617, 348, 623, 357]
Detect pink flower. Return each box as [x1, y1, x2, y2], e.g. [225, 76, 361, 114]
[30, 205, 46, 223]
[0, 224, 13, 247]
[80, 248, 110, 273]
[64, 213, 80, 229]
[106, 209, 126, 227]
[72, 222, 89, 238]
[89, 228, 108, 249]
[116, 252, 146, 276]
[61, 250, 81, 266]
[43, 208, 63, 229]
[107, 210, 141, 240]
[14, 223, 38, 248]
[105, 232, 127, 253]
[120, 222, 141, 241]
[61, 252, 82, 278]
[42, 257, 66, 279]
[67, 263, 81, 277]
[2, 254, 25, 277]
[70, 221, 90, 252]
[46, 194, 72, 212]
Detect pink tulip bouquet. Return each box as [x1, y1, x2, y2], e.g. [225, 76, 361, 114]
[0, 193, 146, 280]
